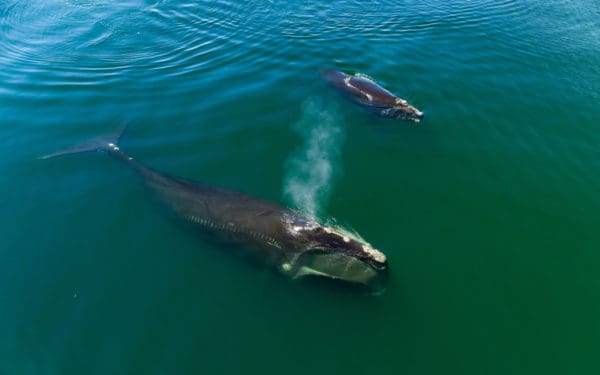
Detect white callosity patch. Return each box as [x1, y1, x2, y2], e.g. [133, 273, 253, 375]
[283, 215, 386, 264]
[327, 224, 387, 263]
[362, 244, 386, 263]
[283, 98, 344, 218]
[393, 97, 423, 121]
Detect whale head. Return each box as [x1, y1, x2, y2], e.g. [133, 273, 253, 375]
[283, 217, 388, 292]
[382, 98, 424, 122]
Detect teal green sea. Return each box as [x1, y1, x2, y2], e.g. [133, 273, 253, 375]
[1, 1, 599, 374]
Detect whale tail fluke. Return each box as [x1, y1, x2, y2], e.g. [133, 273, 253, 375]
[39, 123, 127, 160]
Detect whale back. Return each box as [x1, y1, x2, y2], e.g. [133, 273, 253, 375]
[347, 75, 397, 106]
[321, 69, 397, 107]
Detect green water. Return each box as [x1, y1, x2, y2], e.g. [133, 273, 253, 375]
[1, 1, 599, 373]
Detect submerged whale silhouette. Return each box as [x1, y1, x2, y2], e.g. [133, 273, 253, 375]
[321, 68, 424, 122]
[42, 126, 388, 291]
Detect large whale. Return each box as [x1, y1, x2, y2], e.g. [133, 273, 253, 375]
[42, 127, 388, 291]
[321, 68, 424, 122]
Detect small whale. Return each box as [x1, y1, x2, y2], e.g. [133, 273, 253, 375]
[321, 68, 424, 122]
[41, 126, 388, 292]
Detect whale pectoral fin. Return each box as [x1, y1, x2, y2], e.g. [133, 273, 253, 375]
[279, 253, 303, 276]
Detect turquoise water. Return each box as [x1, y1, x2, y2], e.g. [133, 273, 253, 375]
[1, 0, 600, 373]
